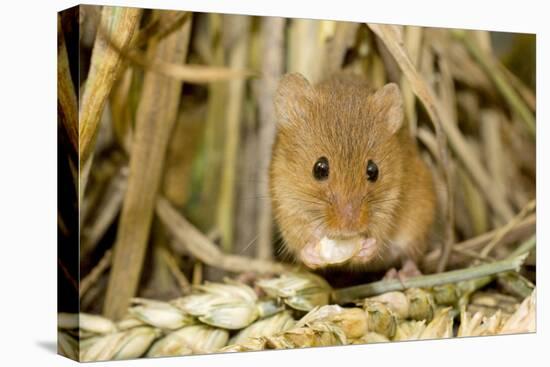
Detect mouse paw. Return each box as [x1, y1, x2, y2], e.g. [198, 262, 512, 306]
[354, 238, 378, 261]
[299, 242, 326, 269]
[383, 259, 422, 282]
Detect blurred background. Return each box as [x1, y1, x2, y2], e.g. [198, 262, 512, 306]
[57, 5, 535, 320]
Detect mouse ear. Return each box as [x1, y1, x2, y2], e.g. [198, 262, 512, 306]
[372, 83, 404, 134]
[275, 73, 314, 127]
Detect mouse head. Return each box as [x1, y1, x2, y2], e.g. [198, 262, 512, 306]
[270, 73, 407, 255]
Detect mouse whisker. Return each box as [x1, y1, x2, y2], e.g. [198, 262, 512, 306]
[367, 182, 403, 196]
[276, 185, 332, 205]
[311, 218, 326, 236]
[288, 197, 326, 206]
[366, 197, 401, 206]
[291, 188, 332, 205]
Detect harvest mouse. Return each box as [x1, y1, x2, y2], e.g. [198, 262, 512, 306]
[269, 72, 436, 272]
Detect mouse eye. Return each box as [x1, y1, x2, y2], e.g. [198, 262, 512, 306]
[313, 157, 329, 181]
[366, 160, 379, 182]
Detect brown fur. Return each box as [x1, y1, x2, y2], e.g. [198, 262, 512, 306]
[269, 72, 436, 271]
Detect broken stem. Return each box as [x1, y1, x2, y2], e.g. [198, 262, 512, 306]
[333, 253, 528, 303]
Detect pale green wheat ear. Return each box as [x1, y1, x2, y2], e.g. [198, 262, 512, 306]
[458, 309, 503, 337]
[58, 312, 117, 334]
[128, 298, 195, 330]
[58, 312, 118, 339]
[147, 325, 229, 357]
[405, 288, 437, 322]
[498, 288, 536, 334]
[195, 301, 260, 330]
[365, 291, 411, 319]
[262, 321, 347, 349]
[57, 273, 535, 361]
[219, 338, 268, 353]
[171, 280, 274, 329]
[80, 326, 161, 362]
[420, 307, 454, 339]
[362, 300, 398, 338]
[393, 320, 427, 341]
[229, 311, 296, 345]
[256, 272, 332, 311]
[296, 305, 367, 340]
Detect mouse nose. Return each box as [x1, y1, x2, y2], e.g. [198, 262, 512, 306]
[332, 199, 366, 236]
[341, 202, 355, 221]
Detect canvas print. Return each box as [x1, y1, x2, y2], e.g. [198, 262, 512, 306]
[57, 4, 536, 362]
